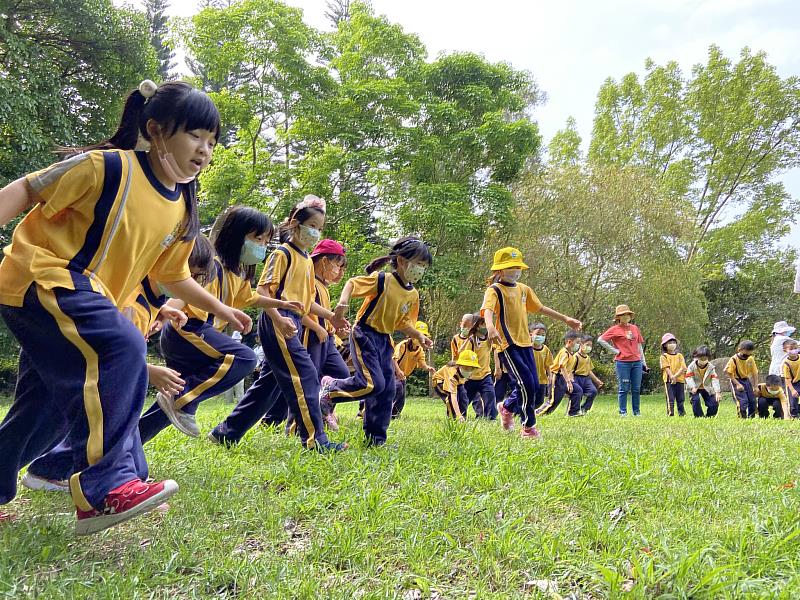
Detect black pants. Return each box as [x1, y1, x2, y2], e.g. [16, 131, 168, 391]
[690, 388, 718, 417]
[664, 382, 685, 416]
[758, 397, 784, 419]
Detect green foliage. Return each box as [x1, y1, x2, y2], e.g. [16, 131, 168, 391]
[144, 0, 176, 79]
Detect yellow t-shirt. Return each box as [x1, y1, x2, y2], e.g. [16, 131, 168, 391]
[186, 257, 261, 329]
[783, 356, 800, 383]
[259, 242, 314, 315]
[450, 334, 471, 361]
[724, 355, 758, 381]
[480, 282, 543, 350]
[550, 347, 577, 375]
[532, 344, 554, 381]
[302, 277, 335, 347]
[393, 338, 427, 377]
[120, 276, 164, 337]
[0, 150, 193, 307]
[756, 383, 789, 419]
[573, 352, 594, 377]
[451, 335, 492, 380]
[352, 271, 419, 335]
[433, 364, 465, 396]
[660, 352, 687, 383]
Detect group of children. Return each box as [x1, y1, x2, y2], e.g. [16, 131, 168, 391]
[0, 78, 791, 538]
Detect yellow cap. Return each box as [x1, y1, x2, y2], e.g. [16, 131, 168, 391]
[490, 247, 528, 271]
[415, 321, 430, 336]
[456, 350, 481, 369]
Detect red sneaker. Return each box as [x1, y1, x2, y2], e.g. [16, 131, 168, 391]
[520, 425, 542, 440]
[499, 404, 515, 431]
[75, 479, 178, 536]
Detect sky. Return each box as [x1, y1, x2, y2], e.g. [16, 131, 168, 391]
[123, 0, 800, 247]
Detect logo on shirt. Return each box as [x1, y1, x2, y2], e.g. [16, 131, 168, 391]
[521, 291, 527, 305]
[400, 302, 411, 314]
[161, 221, 182, 249]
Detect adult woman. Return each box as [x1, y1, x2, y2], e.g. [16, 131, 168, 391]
[598, 305, 649, 416]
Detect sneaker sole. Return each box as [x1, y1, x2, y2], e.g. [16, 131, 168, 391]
[75, 480, 179, 536]
[21, 472, 69, 493]
[156, 393, 197, 438]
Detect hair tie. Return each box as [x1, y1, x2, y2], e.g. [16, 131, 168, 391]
[139, 79, 158, 102]
[296, 194, 326, 213]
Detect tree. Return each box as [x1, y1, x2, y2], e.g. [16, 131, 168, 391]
[145, 0, 176, 80]
[324, 0, 350, 26]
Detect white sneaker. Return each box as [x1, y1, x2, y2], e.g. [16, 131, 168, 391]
[21, 472, 69, 493]
[156, 392, 199, 437]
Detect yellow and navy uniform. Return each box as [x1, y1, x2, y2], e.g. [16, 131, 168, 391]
[260, 242, 314, 314]
[185, 257, 261, 330]
[394, 338, 427, 378]
[755, 383, 789, 419]
[433, 364, 466, 419]
[573, 352, 593, 377]
[451, 335, 492, 381]
[533, 344, 554, 382]
[783, 356, 800, 383]
[450, 334, 471, 360]
[660, 352, 687, 383]
[120, 276, 165, 337]
[724, 355, 758, 381]
[0, 149, 193, 308]
[550, 347, 577, 377]
[480, 282, 543, 350]
[302, 277, 336, 347]
[351, 271, 419, 334]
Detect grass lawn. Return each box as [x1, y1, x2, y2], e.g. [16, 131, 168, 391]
[1, 393, 800, 599]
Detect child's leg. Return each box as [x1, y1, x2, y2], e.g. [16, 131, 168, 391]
[757, 396, 769, 418]
[773, 398, 784, 419]
[261, 388, 287, 427]
[494, 373, 508, 406]
[732, 381, 747, 418]
[327, 325, 389, 407]
[478, 375, 497, 419]
[577, 376, 597, 412]
[704, 389, 719, 417]
[457, 384, 471, 418]
[675, 383, 686, 416]
[743, 380, 756, 418]
[790, 382, 800, 418]
[539, 374, 566, 415]
[566, 379, 584, 416]
[391, 379, 406, 419]
[361, 337, 396, 445]
[0, 285, 149, 511]
[690, 390, 704, 417]
[533, 383, 546, 411]
[502, 345, 538, 428]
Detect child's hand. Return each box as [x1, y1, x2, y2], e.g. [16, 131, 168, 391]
[148, 365, 185, 398]
[716, 393, 722, 402]
[597, 380, 604, 389]
[734, 383, 744, 392]
[220, 307, 253, 334]
[566, 381, 573, 393]
[313, 325, 329, 344]
[790, 387, 798, 398]
[274, 315, 297, 339]
[565, 317, 582, 331]
[418, 334, 433, 350]
[282, 300, 305, 314]
[669, 376, 676, 385]
[427, 366, 435, 374]
[395, 369, 406, 382]
[689, 387, 697, 395]
[486, 324, 501, 345]
[333, 303, 348, 322]
[330, 313, 350, 332]
[494, 367, 502, 380]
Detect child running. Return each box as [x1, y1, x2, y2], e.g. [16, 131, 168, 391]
[660, 333, 687, 417]
[530, 323, 554, 411]
[484, 247, 582, 438]
[537, 330, 581, 417]
[433, 350, 481, 420]
[573, 335, 603, 414]
[321, 237, 433, 447]
[685, 346, 721, 417]
[451, 314, 497, 419]
[391, 321, 436, 419]
[0, 80, 252, 533]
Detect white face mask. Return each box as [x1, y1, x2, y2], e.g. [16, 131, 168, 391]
[403, 262, 426, 284]
[583, 345, 592, 354]
[697, 359, 709, 367]
[295, 224, 321, 250]
[154, 134, 196, 184]
[666, 343, 677, 352]
[768, 387, 781, 396]
[240, 239, 267, 265]
[501, 269, 521, 284]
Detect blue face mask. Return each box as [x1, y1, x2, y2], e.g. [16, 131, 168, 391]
[240, 239, 267, 266]
[533, 335, 546, 345]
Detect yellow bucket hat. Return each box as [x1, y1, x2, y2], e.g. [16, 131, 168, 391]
[491, 247, 529, 271]
[415, 321, 430, 336]
[456, 350, 481, 369]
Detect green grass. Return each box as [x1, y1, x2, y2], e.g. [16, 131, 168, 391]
[2, 393, 800, 599]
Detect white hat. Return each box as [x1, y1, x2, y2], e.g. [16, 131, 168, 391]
[772, 320, 796, 335]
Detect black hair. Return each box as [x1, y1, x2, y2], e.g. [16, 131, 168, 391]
[564, 330, 581, 342]
[188, 234, 215, 287]
[693, 345, 712, 359]
[278, 206, 325, 243]
[467, 313, 485, 337]
[765, 374, 782, 386]
[529, 322, 547, 332]
[211, 206, 272, 280]
[365, 236, 432, 274]
[65, 81, 220, 242]
[738, 340, 755, 352]
[311, 253, 346, 266]
[581, 334, 594, 343]
[783, 338, 798, 348]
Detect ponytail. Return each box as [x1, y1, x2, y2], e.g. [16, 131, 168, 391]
[485, 272, 501, 286]
[366, 235, 432, 274]
[365, 254, 393, 274]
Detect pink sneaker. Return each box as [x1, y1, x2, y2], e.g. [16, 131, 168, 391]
[319, 376, 335, 405]
[324, 411, 339, 432]
[75, 478, 178, 536]
[520, 425, 542, 440]
[499, 404, 515, 431]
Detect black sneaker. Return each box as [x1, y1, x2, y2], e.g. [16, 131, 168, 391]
[313, 440, 348, 453]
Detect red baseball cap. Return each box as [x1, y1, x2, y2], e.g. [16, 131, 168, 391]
[311, 239, 346, 257]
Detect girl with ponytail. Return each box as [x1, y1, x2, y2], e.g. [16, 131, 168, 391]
[0, 79, 252, 534]
[320, 236, 434, 447]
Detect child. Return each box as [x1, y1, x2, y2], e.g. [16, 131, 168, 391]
[782, 338, 800, 419]
[574, 335, 603, 413]
[0, 80, 253, 533]
[138, 206, 304, 443]
[685, 346, 721, 417]
[321, 237, 434, 447]
[725, 340, 759, 419]
[530, 323, 554, 411]
[210, 196, 348, 452]
[433, 350, 481, 420]
[484, 247, 582, 438]
[537, 330, 582, 417]
[660, 333, 687, 417]
[756, 374, 790, 419]
[462, 315, 498, 419]
[391, 321, 436, 419]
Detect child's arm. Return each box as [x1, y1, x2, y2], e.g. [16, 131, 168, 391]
[254, 294, 305, 315]
[162, 278, 251, 333]
[333, 279, 356, 320]
[146, 303, 188, 340]
[0, 177, 37, 227]
[538, 305, 582, 331]
[674, 357, 687, 380]
[750, 364, 759, 390]
[393, 359, 406, 381]
[780, 389, 790, 421]
[309, 300, 349, 331]
[589, 371, 604, 388]
[146, 363, 185, 399]
[484, 309, 502, 346]
[302, 314, 328, 343]
[399, 324, 433, 349]
[256, 283, 298, 339]
[493, 348, 502, 379]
